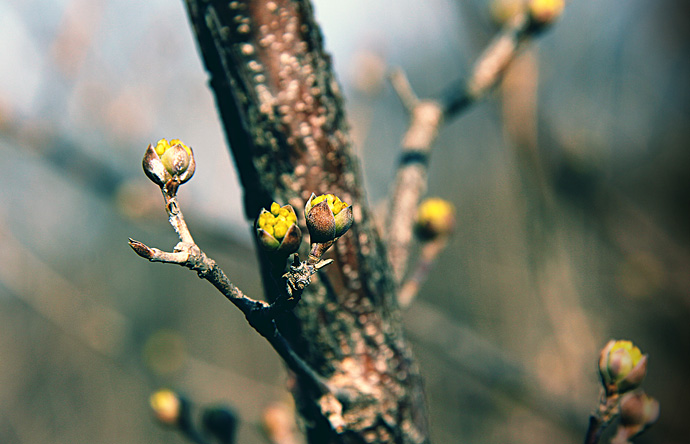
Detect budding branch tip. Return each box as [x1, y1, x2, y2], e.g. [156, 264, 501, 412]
[129, 238, 153, 259]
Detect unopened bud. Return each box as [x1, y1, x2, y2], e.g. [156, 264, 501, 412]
[528, 0, 564, 27]
[143, 138, 196, 188]
[613, 390, 660, 441]
[415, 197, 455, 240]
[150, 389, 181, 426]
[256, 202, 302, 255]
[261, 402, 296, 444]
[598, 340, 648, 394]
[620, 391, 660, 429]
[304, 193, 354, 244]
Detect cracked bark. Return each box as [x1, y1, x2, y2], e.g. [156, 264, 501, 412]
[183, 1, 429, 443]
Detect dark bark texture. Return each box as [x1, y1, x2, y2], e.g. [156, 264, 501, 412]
[183, 1, 429, 443]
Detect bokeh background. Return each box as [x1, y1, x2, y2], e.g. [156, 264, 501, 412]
[1, 0, 688, 443]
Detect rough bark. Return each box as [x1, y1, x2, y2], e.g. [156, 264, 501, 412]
[183, 1, 429, 443]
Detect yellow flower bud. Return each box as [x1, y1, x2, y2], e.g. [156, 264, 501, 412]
[304, 193, 354, 243]
[528, 0, 564, 27]
[256, 203, 302, 255]
[598, 340, 648, 394]
[143, 138, 196, 188]
[150, 389, 181, 426]
[271, 202, 281, 215]
[274, 221, 288, 239]
[415, 198, 456, 239]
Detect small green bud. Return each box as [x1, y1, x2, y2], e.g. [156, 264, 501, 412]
[304, 193, 353, 244]
[598, 340, 648, 394]
[255, 203, 302, 255]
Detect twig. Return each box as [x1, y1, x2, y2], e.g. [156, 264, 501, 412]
[397, 236, 449, 308]
[129, 188, 334, 399]
[404, 300, 586, 438]
[386, 11, 554, 284]
[584, 392, 621, 444]
[584, 415, 606, 444]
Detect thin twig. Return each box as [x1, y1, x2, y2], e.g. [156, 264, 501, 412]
[386, 11, 552, 285]
[390, 68, 420, 112]
[584, 392, 621, 444]
[129, 189, 335, 399]
[584, 415, 606, 444]
[398, 236, 449, 308]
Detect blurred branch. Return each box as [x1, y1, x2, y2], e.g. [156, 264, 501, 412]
[0, 216, 300, 441]
[386, 7, 562, 284]
[0, 221, 129, 358]
[501, 48, 599, 397]
[0, 123, 257, 265]
[404, 300, 586, 438]
[398, 236, 449, 309]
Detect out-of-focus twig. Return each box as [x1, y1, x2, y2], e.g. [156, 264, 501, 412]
[404, 300, 585, 438]
[0, 221, 129, 358]
[386, 8, 562, 284]
[398, 236, 449, 309]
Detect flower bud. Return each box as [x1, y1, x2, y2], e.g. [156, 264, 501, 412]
[619, 391, 660, 431]
[256, 202, 302, 255]
[304, 193, 354, 244]
[150, 389, 181, 426]
[415, 197, 455, 240]
[528, 0, 564, 27]
[262, 402, 296, 444]
[598, 340, 648, 394]
[143, 138, 196, 187]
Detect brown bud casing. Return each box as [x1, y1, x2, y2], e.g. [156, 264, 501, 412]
[306, 200, 337, 243]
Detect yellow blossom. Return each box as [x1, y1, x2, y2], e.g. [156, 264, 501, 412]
[415, 198, 455, 239]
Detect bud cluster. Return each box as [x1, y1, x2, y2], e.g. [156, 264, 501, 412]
[256, 202, 302, 255]
[593, 339, 658, 441]
[143, 138, 196, 193]
[254, 193, 354, 267]
[304, 193, 354, 244]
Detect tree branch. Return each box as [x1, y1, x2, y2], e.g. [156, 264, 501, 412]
[386, 9, 560, 285]
[183, 1, 429, 442]
[129, 186, 333, 399]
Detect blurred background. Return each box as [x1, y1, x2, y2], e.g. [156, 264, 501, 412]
[0, 0, 688, 443]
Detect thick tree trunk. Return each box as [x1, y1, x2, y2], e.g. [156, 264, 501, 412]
[183, 1, 430, 443]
